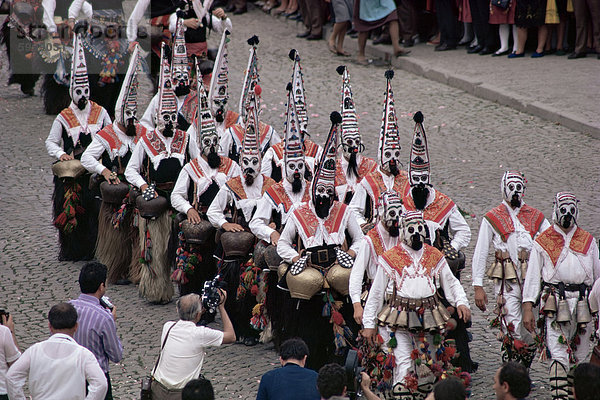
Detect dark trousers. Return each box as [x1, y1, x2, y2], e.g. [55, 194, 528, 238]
[0, 394, 8, 400]
[469, 0, 492, 47]
[434, 0, 460, 46]
[573, 0, 600, 53]
[298, 0, 325, 36]
[105, 372, 113, 400]
[399, 0, 418, 40]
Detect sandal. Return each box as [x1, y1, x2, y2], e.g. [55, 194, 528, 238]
[353, 57, 373, 66]
[337, 50, 351, 57]
[328, 42, 337, 55]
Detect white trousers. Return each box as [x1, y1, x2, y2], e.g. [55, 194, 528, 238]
[494, 280, 530, 341]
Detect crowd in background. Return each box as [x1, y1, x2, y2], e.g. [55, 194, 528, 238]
[218, 0, 600, 61]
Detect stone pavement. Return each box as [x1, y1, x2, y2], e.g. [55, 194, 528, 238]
[0, 4, 599, 399]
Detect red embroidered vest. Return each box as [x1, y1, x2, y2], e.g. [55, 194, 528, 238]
[381, 244, 444, 278]
[484, 204, 545, 242]
[535, 227, 594, 266]
[225, 175, 276, 200]
[403, 191, 455, 225]
[265, 182, 310, 214]
[293, 201, 347, 238]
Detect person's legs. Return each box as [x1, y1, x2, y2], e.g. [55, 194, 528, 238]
[585, 0, 600, 53]
[557, 17, 566, 51]
[357, 31, 368, 60]
[572, 0, 589, 54]
[275, 0, 289, 14]
[536, 25, 549, 53]
[336, 22, 350, 53]
[516, 26, 527, 53]
[512, 24, 519, 52]
[498, 23, 510, 52]
[389, 20, 402, 53]
[104, 372, 113, 400]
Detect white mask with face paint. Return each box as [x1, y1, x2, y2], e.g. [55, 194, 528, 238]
[553, 192, 579, 230]
[501, 171, 526, 208]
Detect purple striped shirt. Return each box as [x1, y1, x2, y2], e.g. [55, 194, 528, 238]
[71, 294, 123, 373]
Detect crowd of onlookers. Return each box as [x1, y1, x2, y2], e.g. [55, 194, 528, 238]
[216, 0, 600, 62]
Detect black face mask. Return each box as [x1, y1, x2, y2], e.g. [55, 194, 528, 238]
[315, 195, 332, 219]
[207, 149, 221, 169]
[388, 223, 399, 237]
[244, 169, 255, 186]
[215, 108, 224, 123]
[410, 234, 423, 251]
[510, 194, 522, 208]
[162, 122, 174, 138]
[291, 173, 302, 193]
[561, 215, 573, 229]
[174, 84, 191, 97]
[412, 184, 430, 210]
[389, 160, 399, 177]
[125, 118, 137, 137]
[347, 151, 358, 178]
[77, 97, 88, 110]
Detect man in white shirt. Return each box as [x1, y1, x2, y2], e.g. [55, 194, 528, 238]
[0, 313, 20, 400]
[152, 293, 235, 395]
[6, 302, 107, 400]
[522, 192, 600, 400]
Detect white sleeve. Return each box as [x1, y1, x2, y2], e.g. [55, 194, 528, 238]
[590, 239, 600, 282]
[260, 147, 274, 177]
[269, 127, 281, 145]
[349, 238, 370, 304]
[42, 0, 57, 33]
[198, 327, 224, 347]
[210, 14, 232, 34]
[439, 260, 469, 308]
[5, 347, 31, 400]
[68, 0, 86, 19]
[168, 12, 178, 34]
[471, 218, 494, 287]
[249, 194, 275, 242]
[538, 218, 551, 236]
[347, 212, 365, 254]
[171, 169, 193, 215]
[207, 187, 230, 229]
[83, 350, 108, 400]
[81, 1, 93, 19]
[219, 129, 232, 157]
[591, 279, 600, 336]
[349, 183, 367, 226]
[363, 265, 387, 329]
[448, 206, 471, 251]
[124, 142, 148, 189]
[141, 94, 158, 130]
[101, 109, 112, 127]
[46, 119, 66, 159]
[187, 131, 200, 161]
[522, 245, 544, 304]
[127, 0, 150, 43]
[277, 217, 300, 263]
[80, 138, 108, 175]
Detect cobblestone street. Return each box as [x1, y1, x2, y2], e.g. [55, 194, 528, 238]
[0, 4, 599, 399]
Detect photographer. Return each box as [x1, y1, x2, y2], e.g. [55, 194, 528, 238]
[151, 292, 235, 398]
[317, 364, 381, 400]
[1, 312, 21, 400]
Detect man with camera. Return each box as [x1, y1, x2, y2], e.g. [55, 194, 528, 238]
[1, 311, 20, 400]
[71, 262, 123, 400]
[317, 363, 380, 400]
[151, 291, 235, 398]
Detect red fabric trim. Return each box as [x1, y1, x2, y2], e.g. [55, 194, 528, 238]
[403, 191, 455, 225]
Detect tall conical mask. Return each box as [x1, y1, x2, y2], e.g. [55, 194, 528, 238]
[283, 82, 305, 181]
[409, 111, 430, 186]
[171, 17, 190, 89]
[311, 112, 342, 205]
[239, 88, 261, 180]
[239, 35, 260, 121]
[378, 70, 401, 173]
[70, 32, 90, 106]
[336, 65, 362, 156]
[156, 42, 178, 132]
[195, 61, 218, 155]
[289, 49, 308, 137]
[209, 29, 230, 117]
[115, 43, 141, 126]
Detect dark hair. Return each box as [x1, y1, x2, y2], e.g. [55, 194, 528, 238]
[317, 363, 346, 399]
[78, 262, 107, 294]
[573, 362, 600, 400]
[48, 302, 78, 330]
[499, 361, 531, 399]
[182, 377, 214, 400]
[279, 338, 310, 361]
[432, 377, 466, 400]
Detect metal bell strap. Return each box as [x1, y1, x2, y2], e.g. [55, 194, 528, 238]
[555, 283, 572, 324]
[377, 282, 399, 327]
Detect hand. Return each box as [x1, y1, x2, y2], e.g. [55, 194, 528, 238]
[522, 303, 536, 333]
[187, 208, 202, 224]
[270, 231, 280, 246]
[101, 169, 120, 184]
[222, 222, 244, 232]
[292, 255, 300, 263]
[183, 18, 200, 29]
[347, 249, 356, 259]
[141, 184, 149, 192]
[127, 41, 138, 53]
[1, 314, 14, 332]
[474, 286, 488, 311]
[353, 303, 364, 325]
[67, 18, 75, 32]
[361, 328, 377, 345]
[212, 7, 226, 19]
[457, 305, 471, 323]
[218, 288, 228, 305]
[268, 222, 277, 229]
[360, 372, 371, 391]
[110, 305, 117, 321]
[60, 154, 74, 161]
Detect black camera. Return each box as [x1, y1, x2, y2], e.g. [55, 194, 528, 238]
[344, 349, 365, 400]
[0, 309, 9, 325]
[198, 275, 226, 326]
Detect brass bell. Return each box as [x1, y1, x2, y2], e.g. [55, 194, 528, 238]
[385, 307, 398, 326]
[423, 309, 437, 331]
[408, 311, 422, 331]
[544, 293, 557, 317]
[491, 261, 504, 280]
[589, 296, 599, 314]
[377, 304, 391, 326]
[431, 307, 446, 329]
[360, 290, 369, 305]
[396, 309, 408, 328]
[504, 260, 518, 282]
[437, 304, 452, 321]
[576, 299, 592, 326]
[556, 299, 572, 323]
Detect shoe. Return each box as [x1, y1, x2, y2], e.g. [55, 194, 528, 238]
[373, 36, 392, 45]
[567, 52, 586, 59]
[458, 37, 473, 46]
[467, 44, 483, 54]
[291, 13, 302, 21]
[435, 43, 456, 51]
[244, 337, 259, 346]
[531, 51, 544, 58]
[306, 34, 322, 41]
[492, 49, 510, 57]
[479, 47, 494, 55]
[395, 49, 411, 57]
[285, 10, 298, 19]
[555, 49, 566, 56]
[296, 31, 310, 38]
[507, 52, 524, 58]
[232, 7, 247, 14]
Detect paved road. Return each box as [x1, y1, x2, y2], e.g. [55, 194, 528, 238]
[0, 4, 599, 399]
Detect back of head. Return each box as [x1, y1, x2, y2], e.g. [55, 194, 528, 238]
[317, 363, 346, 399]
[432, 377, 466, 400]
[574, 362, 600, 400]
[279, 337, 310, 362]
[176, 293, 202, 321]
[182, 377, 214, 400]
[48, 302, 78, 330]
[499, 361, 531, 399]
[78, 261, 107, 294]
